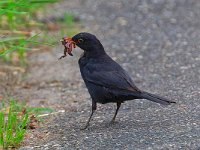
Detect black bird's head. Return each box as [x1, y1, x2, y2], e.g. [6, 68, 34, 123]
[72, 32, 104, 52]
[60, 32, 105, 59]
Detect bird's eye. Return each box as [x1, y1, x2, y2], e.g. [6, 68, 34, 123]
[78, 38, 84, 43]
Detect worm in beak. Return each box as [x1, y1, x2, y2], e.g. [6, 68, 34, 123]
[59, 37, 76, 60]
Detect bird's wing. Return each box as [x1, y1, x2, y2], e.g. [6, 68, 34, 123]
[83, 68, 141, 92]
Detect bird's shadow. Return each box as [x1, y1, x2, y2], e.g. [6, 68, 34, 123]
[74, 118, 172, 132]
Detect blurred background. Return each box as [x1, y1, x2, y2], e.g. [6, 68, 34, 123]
[0, 0, 79, 95]
[0, 0, 200, 149]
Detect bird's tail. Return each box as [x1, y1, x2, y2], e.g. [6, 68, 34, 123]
[140, 91, 176, 105]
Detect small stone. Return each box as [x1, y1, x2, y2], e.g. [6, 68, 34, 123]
[116, 17, 128, 26]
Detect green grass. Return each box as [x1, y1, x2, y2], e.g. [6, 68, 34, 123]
[0, 0, 80, 65]
[63, 12, 74, 25]
[32, 11, 79, 50]
[0, 98, 54, 149]
[0, 100, 28, 149]
[0, 0, 58, 64]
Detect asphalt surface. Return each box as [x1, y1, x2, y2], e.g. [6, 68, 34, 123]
[19, 0, 200, 149]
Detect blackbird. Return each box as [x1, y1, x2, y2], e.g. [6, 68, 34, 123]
[62, 32, 176, 129]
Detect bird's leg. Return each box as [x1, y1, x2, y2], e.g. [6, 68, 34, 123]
[110, 102, 121, 123]
[81, 101, 96, 130]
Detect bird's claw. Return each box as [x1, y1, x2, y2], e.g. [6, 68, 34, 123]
[109, 120, 115, 125]
[80, 123, 89, 130]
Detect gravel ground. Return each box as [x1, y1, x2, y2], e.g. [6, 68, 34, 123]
[19, 0, 200, 149]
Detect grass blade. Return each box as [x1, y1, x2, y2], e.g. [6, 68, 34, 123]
[0, 112, 4, 145]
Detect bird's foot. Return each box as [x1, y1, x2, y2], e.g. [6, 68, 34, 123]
[80, 123, 89, 130]
[109, 119, 116, 125]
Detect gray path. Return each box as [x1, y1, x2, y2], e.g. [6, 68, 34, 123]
[20, 0, 200, 149]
